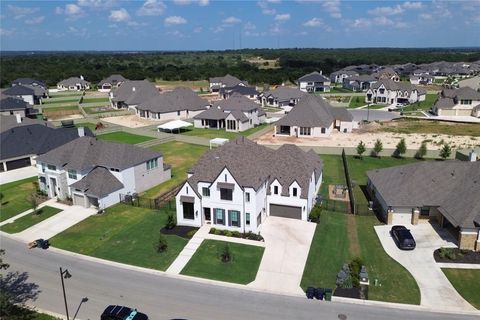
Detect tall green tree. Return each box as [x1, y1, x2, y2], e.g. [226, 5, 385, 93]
[356, 141, 366, 159]
[372, 139, 383, 158]
[439, 144, 452, 160]
[394, 138, 407, 158]
[415, 142, 428, 159]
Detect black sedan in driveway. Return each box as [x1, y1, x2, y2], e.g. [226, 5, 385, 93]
[391, 225, 416, 250]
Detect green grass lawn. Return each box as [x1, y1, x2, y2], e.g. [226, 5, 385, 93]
[348, 96, 367, 108]
[379, 118, 480, 137]
[318, 154, 346, 197]
[442, 269, 480, 309]
[50, 204, 187, 271]
[301, 211, 350, 290]
[97, 132, 154, 144]
[181, 124, 270, 140]
[42, 104, 79, 110]
[181, 239, 264, 284]
[356, 215, 420, 304]
[43, 98, 80, 105]
[155, 79, 209, 88]
[74, 122, 98, 131]
[144, 142, 208, 198]
[81, 97, 110, 104]
[0, 206, 62, 234]
[0, 177, 39, 222]
[402, 93, 438, 112]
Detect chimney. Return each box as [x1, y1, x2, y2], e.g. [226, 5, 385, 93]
[469, 150, 477, 162]
[78, 127, 85, 137]
[15, 113, 22, 124]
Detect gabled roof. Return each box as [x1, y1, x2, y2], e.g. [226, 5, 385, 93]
[298, 71, 330, 83]
[187, 137, 322, 199]
[136, 87, 209, 113]
[0, 124, 93, 161]
[194, 107, 228, 120]
[70, 166, 124, 198]
[12, 78, 46, 89]
[261, 86, 306, 102]
[98, 74, 127, 86]
[209, 74, 247, 87]
[219, 85, 259, 96]
[442, 87, 480, 100]
[330, 70, 359, 77]
[367, 161, 480, 229]
[3, 85, 35, 96]
[36, 136, 162, 171]
[58, 77, 90, 86]
[346, 74, 377, 82]
[213, 93, 259, 112]
[228, 110, 249, 122]
[0, 115, 55, 132]
[0, 94, 29, 111]
[111, 80, 159, 105]
[372, 79, 425, 94]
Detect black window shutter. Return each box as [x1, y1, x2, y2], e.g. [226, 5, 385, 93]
[213, 208, 217, 224]
[222, 210, 225, 225]
[228, 210, 231, 226]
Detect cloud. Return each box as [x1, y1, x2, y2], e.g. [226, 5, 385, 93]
[137, 0, 166, 16]
[402, 2, 423, 9]
[7, 5, 39, 18]
[223, 16, 242, 24]
[419, 13, 432, 20]
[164, 15, 187, 26]
[25, 16, 45, 25]
[193, 26, 203, 33]
[257, 1, 277, 15]
[68, 26, 88, 38]
[369, 1, 423, 16]
[303, 17, 323, 27]
[55, 4, 84, 19]
[0, 28, 15, 36]
[109, 8, 130, 22]
[173, 0, 209, 5]
[373, 16, 394, 26]
[77, 0, 117, 8]
[244, 21, 256, 30]
[275, 13, 290, 21]
[167, 30, 187, 38]
[211, 26, 224, 33]
[322, 0, 341, 19]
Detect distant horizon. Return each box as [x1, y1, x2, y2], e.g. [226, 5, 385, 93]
[1, 1, 479, 51]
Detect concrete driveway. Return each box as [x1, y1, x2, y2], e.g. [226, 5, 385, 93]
[14, 203, 96, 241]
[375, 223, 476, 312]
[0, 166, 38, 184]
[248, 216, 316, 295]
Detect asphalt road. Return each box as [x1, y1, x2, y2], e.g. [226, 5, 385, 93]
[2, 236, 478, 320]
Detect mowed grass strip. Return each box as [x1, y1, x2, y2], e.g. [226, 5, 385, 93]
[0, 206, 62, 234]
[442, 269, 480, 309]
[180, 124, 270, 140]
[97, 132, 154, 144]
[380, 119, 480, 137]
[50, 204, 187, 271]
[0, 177, 39, 222]
[301, 211, 350, 290]
[181, 240, 264, 284]
[356, 215, 420, 304]
[144, 142, 208, 198]
[318, 154, 345, 197]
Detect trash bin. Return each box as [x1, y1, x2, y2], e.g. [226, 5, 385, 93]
[315, 288, 324, 300]
[324, 288, 333, 301]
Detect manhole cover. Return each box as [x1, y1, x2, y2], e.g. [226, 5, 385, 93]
[338, 314, 347, 320]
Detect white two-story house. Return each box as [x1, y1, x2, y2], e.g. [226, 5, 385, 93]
[175, 138, 323, 233]
[298, 71, 331, 93]
[366, 79, 426, 105]
[209, 74, 248, 93]
[36, 136, 171, 209]
[432, 87, 480, 117]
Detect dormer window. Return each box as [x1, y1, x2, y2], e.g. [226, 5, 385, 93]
[274, 185, 279, 195]
[293, 188, 298, 197]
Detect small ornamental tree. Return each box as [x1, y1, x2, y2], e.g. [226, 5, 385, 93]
[415, 142, 427, 159]
[394, 138, 407, 158]
[27, 193, 39, 215]
[165, 213, 176, 230]
[157, 233, 168, 253]
[356, 141, 366, 159]
[440, 144, 452, 160]
[220, 243, 232, 263]
[372, 139, 383, 158]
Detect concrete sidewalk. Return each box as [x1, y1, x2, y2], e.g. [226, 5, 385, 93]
[437, 263, 480, 269]
[166, 225, 211, 274]
[0, 166, 38, 185]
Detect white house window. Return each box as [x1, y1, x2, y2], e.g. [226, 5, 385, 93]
[274, 185, 279, 195]
[177, 111, 181, 116]
[146, 158, 158, 170]
[300, 127, 311, 136]
[220, 188, 233, 201]
[460, 99, 472, 105]
[321, 128, 326, 134]
[246, 192, 250, 202]
[228, 210, 240, 227]
[202, 187, 210, 197]
[293, 187, 298, 197]
[246, 213, 251, 225]
[68, 169, 77, 180]
[215, 209, 225, 225]
[47, 164, 56, 171]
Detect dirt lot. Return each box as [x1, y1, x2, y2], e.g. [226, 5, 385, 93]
[255, 123, 479, 150]
[102, 115, 158, 128]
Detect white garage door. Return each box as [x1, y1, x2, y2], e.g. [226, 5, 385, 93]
[391, 213, 412, 225]
[73, 193, 85, 207]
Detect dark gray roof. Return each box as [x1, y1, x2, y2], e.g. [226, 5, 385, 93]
[70, 166, 124, 198]
[137, 87, 209, 113]
[346, 74, 377, 82]
[367, 161, 480, 229]
[187, 137, 322, 199]
[111, 80, 159, 105]
[0, 124, 93, 161]
[229, 110, 249, 122]
[213, 93, 259, 112]
[24, 84, 47, 97]
[194, 107, 228, 120]
[98, 74, 127, 86]
[442, 87, 480, 100]
[371, 79, 425, 94]
[12, 78, 46, 89]
[330, 70, 359, 77]
[276, 95, 353, 128]
[3, 85, 35, 97]
[36, 136, 162, 171]
[0, 94, 29, 111]
[219, 85, 259, 97]
[0, 114, 55, 132]
[58, 77, 90, 86]
[261, 86, 306, 102]
[209, 74, 248, 87]
[434, 97, 456, 110]
[298, 71, 330, 83]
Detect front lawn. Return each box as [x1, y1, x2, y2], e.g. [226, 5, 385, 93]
[81, 97, 110, 104]
[50, 204, 187, 271]
[0, 177, 39, 222]
[143, 142, 208, 198]
[348, 96, 367, 108]
[301, 211, 350, 290]
[97, 132, 154, 144]
[318, 154, 346, 197]
[402, 93, 438, 112]
[379, 118, 480, 137]
[181, 239, 264, 284]
[0, 206, 62, 234]
[442, 269, 480, 309]
[181, 124, 270, 140]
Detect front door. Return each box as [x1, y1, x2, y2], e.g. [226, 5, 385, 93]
[49, 177, 57, 197]
[204, 208, 211, 222]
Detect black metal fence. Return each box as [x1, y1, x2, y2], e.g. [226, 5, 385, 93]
[119, 182, 183, 211]
[321, 199, 349, 213]
[341, 149, 356, 214]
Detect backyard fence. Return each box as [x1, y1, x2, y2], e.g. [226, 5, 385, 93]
[119, 182, 184, 211]
[341, 149, 356, 215]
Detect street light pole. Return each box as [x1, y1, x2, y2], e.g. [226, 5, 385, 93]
[59, 267, 71, 320]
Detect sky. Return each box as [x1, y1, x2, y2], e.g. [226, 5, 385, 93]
[0, 0, 479, 51]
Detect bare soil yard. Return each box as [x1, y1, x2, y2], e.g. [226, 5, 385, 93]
[102, 115, 157, 128]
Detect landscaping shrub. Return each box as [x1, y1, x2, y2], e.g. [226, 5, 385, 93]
[309, 206, 321, 223]
[214, 229, 223, 235]
[186, 230, 197, 239]
[394, 138, 407, 158]
[165, 213, 176, 230]
[219, 243, 232, 263]
[231, 231, 241, 238]
[157, 233, 168, 253]
[224, 231, 233, 237]
[209, 228, 216, 234]
[349, 257, 364, 288]
[415, 141, 427, 159]
[356, 141, 366, 159]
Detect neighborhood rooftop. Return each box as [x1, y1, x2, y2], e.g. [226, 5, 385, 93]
[136, 87, 209, 113]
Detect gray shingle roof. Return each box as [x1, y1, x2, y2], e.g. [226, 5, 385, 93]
[0, 115, 55, 132]
[0, 94, 29, 111]
[330, 70, 359, 77]
[213, 93, 259, 112]
[229, 110, 249, 122]
[58, 77, 90, 87]
[111, 80, 160, 106]
[194, 107, 228, 120]
[209, 74, 248, 87]
[367, 161, 480, 229]
[70, 166, 124, 198]
[346, 74, 377, 82]
[442, 87, 480, 100]
[36, 136, 162, 171]
[12, 78, 46, 89]
[219, 85, 259, 97]
[98, 74, 127, 86]
[372, 79, 425, 94]
[434, 97, 456, 110]
[0, 123, 93, 161]
[261, 86, 306, 102]
[136, 87, 209, 113]
[187, 137, 322, 199]
[3, 85, 35, 97]
[298, 71, 330, 83]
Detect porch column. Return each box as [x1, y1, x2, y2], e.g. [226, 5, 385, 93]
[2, 162, 7, 172]
[411, 208, 420, 225]
[386, 207, 394, 225]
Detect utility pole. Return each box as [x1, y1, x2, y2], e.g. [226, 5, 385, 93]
[59, 267, 72, 320]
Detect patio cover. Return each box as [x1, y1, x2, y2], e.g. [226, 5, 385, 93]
[209, 138, 229, 149]
[157, 120, 192, 132]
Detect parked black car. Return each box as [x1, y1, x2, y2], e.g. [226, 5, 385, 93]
[101, 305, 149, 320]
[391, 225, 416, 250]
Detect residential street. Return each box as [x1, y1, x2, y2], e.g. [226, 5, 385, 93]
[2, 236, 478, 320]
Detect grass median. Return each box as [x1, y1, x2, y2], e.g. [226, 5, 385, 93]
[0, 206, 62, 234]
